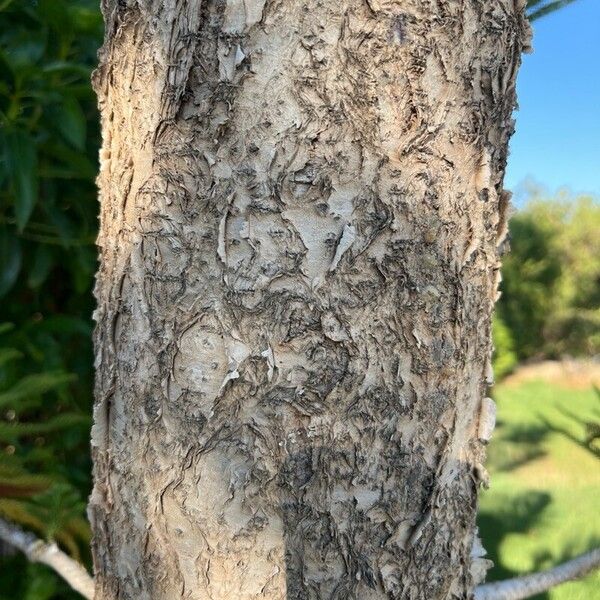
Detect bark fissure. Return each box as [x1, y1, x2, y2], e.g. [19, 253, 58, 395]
[91, 1, 530, 598]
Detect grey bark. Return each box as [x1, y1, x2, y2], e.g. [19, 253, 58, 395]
[90, 1, 530, 598]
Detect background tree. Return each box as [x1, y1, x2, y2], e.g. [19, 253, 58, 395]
[495, 195, 600, 370]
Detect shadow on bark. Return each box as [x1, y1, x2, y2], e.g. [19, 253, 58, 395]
[279, 443, 387, 600]
[277, 442, 465, 600]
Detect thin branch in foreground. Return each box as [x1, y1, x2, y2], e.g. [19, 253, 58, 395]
[475, 548, 600, 600]
[0, 517, 94, 600]
[2, 514, 598, 600]
[527, 0, 580, 21]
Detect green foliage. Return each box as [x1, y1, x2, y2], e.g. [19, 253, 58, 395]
[492, 316, 518, 380]
[497, 195, 600, 365]
[0, 561, 60, 600]
[27, 484, 88, 542]
[0, 324, 91, 550]
[0, 0, 101, 297]
[0, 1, 101, 597]
[0, 372, 76, 409]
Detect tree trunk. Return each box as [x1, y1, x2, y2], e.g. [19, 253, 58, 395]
[90, 1, 530, 598]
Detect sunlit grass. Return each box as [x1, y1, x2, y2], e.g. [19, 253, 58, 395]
[479, 379, 600, 599]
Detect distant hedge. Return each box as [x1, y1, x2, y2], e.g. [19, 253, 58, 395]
[494, 194, 600, 378]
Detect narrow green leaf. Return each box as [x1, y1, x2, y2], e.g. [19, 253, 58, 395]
[0, 323, 15, 336]
[40, 140, 96, 179]
[0, 0, 16, 13]
[54, 96, 86, 150]
[5, 130, 38, 231]
[23, 564, 59, 600]
[0, 226, 22, 297]
[42, 61, 91, 77]
[0, 372, 76, 409]
[28, 245, 54, 289]
[37, 0, 73, 34]
[43, 202, 77, 246]
[0, 32, 45, 70]
[0, 413, 90, 441]
[0, 347, 23, 367]
[0, 49, 14, 89]
[71, 5, 103, 33]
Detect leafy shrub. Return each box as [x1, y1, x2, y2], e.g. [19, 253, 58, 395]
[0, 0, 101, 296]
[497, 194, 600, 364]
[0, 1, 101, 597]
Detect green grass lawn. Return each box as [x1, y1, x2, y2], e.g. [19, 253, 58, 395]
[478, 379, 600, 599]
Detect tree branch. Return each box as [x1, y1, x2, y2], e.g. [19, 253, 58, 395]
[527, 0, 580, 21]
[2, 512, 599, 600]
[474, 548, 600, 600]
[0, 516, 94, 600]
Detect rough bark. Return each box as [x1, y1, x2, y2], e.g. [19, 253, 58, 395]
[90, 1, 530, 599]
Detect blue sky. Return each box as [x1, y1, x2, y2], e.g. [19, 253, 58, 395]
[505, 0, 600, 198]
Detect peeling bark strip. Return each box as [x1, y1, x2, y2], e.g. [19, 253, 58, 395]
[90, 1, 530, 599]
